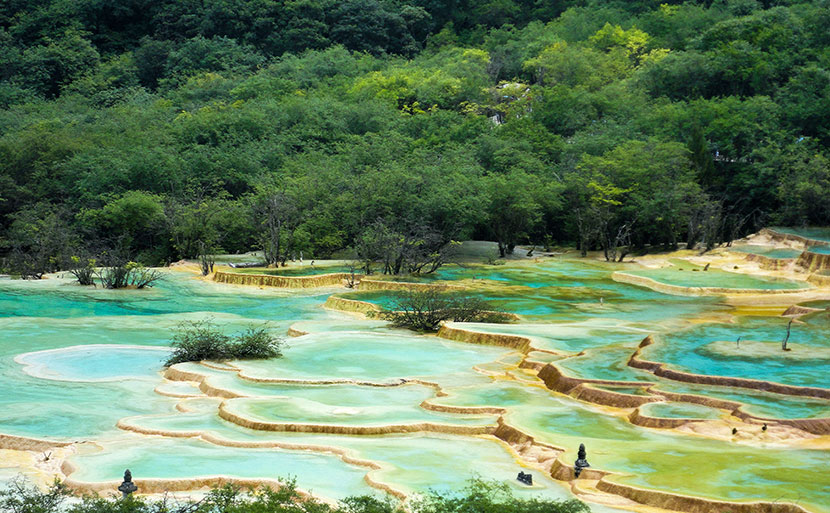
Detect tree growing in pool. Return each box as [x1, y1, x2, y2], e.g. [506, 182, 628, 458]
[97, 261, 163, 289]
[165, 318, 284, 365]
[68, 256, 96, 285]
[379, 289, 512, 331]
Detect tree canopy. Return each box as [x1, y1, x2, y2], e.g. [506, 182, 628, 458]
[2, 0, 829, 269]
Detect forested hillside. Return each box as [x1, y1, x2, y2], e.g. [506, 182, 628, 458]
[1, 0, 829, 271]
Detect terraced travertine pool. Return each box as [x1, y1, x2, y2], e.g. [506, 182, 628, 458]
[772, 227, 830, 244]
[621, 259, 807, 290]
[730, 245, 803, 259]
[2, 255, 829, 513]
[806, 245, 830, 255]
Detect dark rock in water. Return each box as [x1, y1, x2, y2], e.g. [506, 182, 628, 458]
[574, 443, 590, 478]
[517, 471, 533, 485]
[118, 469, 138, 497]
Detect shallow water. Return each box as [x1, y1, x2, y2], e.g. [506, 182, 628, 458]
[644, 315, 830, 389]
[729, 245, 802, 259]
[626, 260, 806, 290]
[772, 226, 830, 243]
[2, 261, 829, 512]
[806, 245, 830, 255]
[639, 402, 723, 420]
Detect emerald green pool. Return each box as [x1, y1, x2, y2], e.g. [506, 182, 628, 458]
[639, 402, 723, 420]
[644, 315, 830, 390]
[772, 226, 830, 243]
[806, 245, 830, 255]
[730, 245, 802, 259]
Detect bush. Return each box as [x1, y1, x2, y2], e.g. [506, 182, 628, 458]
[412, 478, 589, 513]
[379, 290, 512, 332]
[0, 477, 587, 513]
[97, 262, 163, 289]
[69, 256, 96, 286]
[0, 478, 69, 513]
[165, 319, 284, 366]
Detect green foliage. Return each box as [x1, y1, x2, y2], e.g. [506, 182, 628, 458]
[0, 477, 588, 513]
[97, 262, 163, 289]
[411, 478, 589, 513]
[69, 256, 96, 285]
[1, 0, 829, 266]
[165, 319, 284, 366]
[0, 478, 69, 513]
[379, 289, 512, 332]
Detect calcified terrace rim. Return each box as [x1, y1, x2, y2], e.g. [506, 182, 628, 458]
[159, 361, 816, 513]
[212, 270, 463, 291]
[14, 344, 170, 382]
[797, 250, 830, 272]
[611, 271, 809, 296]
[140, 361, 818, 513]
[743, 252, 795, 271]
[547, 352, 830, 435]
[762, 227, 830, 248]
[318, 296, 830, 435]
[111, 417, 408, 499]
[213, 270, 358, 288]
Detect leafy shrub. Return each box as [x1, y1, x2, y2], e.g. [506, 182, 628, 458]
[0, 478, 69, 513]
[412, 478, 589, 513]
[165, 319, 284, 366]
[233, 326, 283, 359]
[68, 256, 96, 286]
[0, 477, 587, 513]
[379, 290, 512, 331]
[97, 262, 162, 289]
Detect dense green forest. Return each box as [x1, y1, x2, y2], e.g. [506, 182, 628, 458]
[1, 0, 829, 271]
